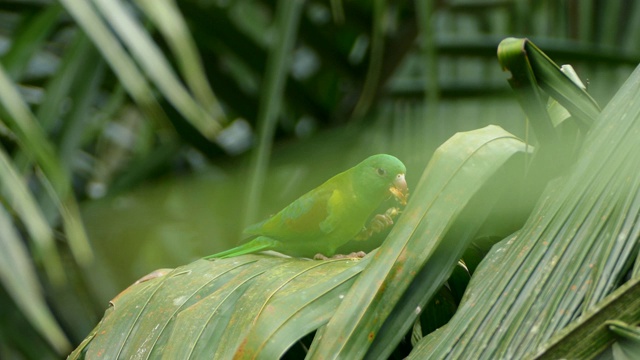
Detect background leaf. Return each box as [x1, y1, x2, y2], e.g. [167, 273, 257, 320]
[0, 204, 70, 354]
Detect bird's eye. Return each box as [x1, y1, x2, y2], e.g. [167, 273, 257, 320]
[377, 168, 386, 176]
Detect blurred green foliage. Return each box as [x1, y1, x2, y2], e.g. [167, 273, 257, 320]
[0, 0, 639, 358]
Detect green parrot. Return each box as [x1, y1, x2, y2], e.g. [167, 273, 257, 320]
[205, 154, 408, 260]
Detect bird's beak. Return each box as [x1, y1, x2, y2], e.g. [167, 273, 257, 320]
[389, 173, 408, 205]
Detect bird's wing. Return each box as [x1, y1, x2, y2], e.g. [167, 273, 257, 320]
[318, 187, 347, 234]
[244, 185, 335, 241]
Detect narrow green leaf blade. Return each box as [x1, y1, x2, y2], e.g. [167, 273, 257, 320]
[134, 0, 225, 124]
[58, 0, 168, 126]
[244, 0, 305, 226]
[93, 0, 222, 139]
[0, 204, 71, 354]
[0, 64, 68, 192]
[0, 64, 93, 265]
[0, 146, 61, 282]
[1, 4, 63, 79]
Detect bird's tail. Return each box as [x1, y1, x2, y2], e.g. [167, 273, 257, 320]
[203, 236, 280, 260]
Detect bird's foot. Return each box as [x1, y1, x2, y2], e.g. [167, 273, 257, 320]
[313, 251, 367, 260]
[355, 207, 401, 241]
[370, 210, 396, 232]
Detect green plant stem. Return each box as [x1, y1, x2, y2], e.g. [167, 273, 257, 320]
[243, 0, 305, 227]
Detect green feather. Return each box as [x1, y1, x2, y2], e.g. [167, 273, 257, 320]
[203, 237, 282, 259]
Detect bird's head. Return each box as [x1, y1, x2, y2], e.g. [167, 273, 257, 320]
[355, 154, 408, 205]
